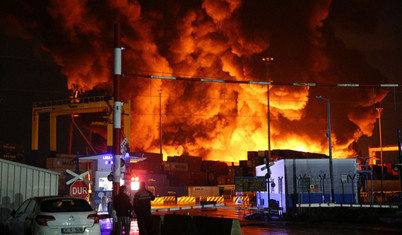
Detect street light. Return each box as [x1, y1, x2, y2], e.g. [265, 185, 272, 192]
[376, 107, 384, 202]
[159, 89, 163, 155]
[316, 96, 335, 203]
[262, 57, 274, 210]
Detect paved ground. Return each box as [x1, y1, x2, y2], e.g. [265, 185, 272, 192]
[100, 202, 402, 235]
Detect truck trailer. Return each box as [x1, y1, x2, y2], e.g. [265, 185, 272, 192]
[256, 158, 359, 213]
[0, 158, 59, 227]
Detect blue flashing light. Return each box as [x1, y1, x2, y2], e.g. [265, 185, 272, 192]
[105, 160, 114, 165]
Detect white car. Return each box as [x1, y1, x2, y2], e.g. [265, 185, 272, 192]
[7, 196, 102, 235]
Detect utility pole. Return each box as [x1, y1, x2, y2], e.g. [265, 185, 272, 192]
[316, 96, 334, 203]
[376, 107, 384, 203]
[262, 57, 274, 211]
[159, 89, 163, 155]
[397, 129, 402, 205]
[113, 23, 123, 198]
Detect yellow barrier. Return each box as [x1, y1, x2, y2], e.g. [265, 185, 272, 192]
[177, 196, 196, 204]
[206, 196, 224, 203]
[163, 196, 176, 204]
[152, 197, 165, 205]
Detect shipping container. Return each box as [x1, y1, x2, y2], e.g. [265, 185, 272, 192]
[0, 142, 25, 163]
[0, 158, 59, 226]
[188, 186, 219, 198]
[167, 155, 202, 172]
[131, 152, 163, 171]
[168, 171, 207, 186]
[143, 173, 169, 187]
[46, 157, 86, 169]
[148, 186, 188, 197]
[218, 184, 235, 198]
[164, 162, 188, 171]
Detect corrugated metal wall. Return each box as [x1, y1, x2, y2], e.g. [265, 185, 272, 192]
[0, 158, 59, 210]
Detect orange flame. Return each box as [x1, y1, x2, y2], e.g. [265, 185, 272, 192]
[1, 0, 389, 162]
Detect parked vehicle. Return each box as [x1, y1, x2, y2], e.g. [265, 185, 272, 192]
[7, 196, 102, 235]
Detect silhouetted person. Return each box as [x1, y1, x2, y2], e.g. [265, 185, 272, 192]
[133, 181, 155, 235]
[113, 185, 132, 235]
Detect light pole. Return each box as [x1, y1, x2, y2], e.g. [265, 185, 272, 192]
[262, 57, 274, 210]
[376, 107, 384, 202]
[159, 89, 163, 155]
[316, 96, 335, 203]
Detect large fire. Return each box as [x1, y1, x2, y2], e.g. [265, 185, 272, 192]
[1, 0, 388, 162]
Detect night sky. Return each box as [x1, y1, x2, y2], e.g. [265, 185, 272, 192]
[1, 0, 402, 165]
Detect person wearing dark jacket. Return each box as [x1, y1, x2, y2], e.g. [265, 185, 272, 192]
[113, 185, 132, 235]
[133, 181, 155, 235]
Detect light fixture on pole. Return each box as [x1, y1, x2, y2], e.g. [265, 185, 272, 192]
[316, 96, 334, 203]
[159, 89, 163, 155]
[376, 106, 384, 203]
[262, 57, 274, 210]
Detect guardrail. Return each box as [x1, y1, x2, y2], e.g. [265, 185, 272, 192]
[151, 203, 226, 213]
[297, 203, 399, 209]
[33, 96, 108, 107]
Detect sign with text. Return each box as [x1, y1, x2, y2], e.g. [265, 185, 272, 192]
[70, 180, 89, 198]
[235, 177, 267, 192]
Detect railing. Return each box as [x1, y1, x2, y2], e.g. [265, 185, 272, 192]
[33, 96, 109, 107]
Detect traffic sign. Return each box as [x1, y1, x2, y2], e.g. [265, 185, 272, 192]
[66, 169, 92, 185]
[235, 196, 243, 205]
[235, 177, 267, 192]
[70, 180, 89, 198]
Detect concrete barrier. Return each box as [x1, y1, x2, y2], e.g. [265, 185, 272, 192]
[206, 196, 224, 203]
[177, 196, 196, 204]
[163, 196, 176, 204]
[152, 197, 165, 205]
[152, 214, 241, 235]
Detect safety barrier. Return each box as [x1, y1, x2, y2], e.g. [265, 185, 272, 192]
[177, 196, 196, 204]
[232, 196, 249, 203]
[163, 196, 176, 205]
[206, 196, 224, 203]
[297, 203, 398, 209]
[151, 197, 165, 205]
[151, 203, 226, 213]
[152, 213, 241, 235]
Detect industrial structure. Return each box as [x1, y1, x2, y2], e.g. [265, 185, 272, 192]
[31, 96, 131, 155]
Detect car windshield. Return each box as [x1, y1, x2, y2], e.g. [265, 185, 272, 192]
[40, 199, 93, 212]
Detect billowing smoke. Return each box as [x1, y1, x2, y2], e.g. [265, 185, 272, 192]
[1, 0, 388, 161]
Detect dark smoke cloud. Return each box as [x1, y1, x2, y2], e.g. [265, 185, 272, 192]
[0, 0, 393, 160]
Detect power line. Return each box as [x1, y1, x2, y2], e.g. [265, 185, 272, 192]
[125, 73, 401, 88]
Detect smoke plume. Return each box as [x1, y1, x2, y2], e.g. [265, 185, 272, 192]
[0, 0, 389, 161]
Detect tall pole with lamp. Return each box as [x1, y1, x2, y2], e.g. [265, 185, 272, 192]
[262, 57, 274, 210]
[159, 89, 163, 155]
[376, 107, 384, 203]
[316, 96, 335, 203]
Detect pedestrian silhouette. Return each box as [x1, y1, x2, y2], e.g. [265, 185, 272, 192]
[113, 185, 132, 235]
[133, 181, 155, 235]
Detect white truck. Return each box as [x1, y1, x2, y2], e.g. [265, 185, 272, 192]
[0, 158, 59, 228]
